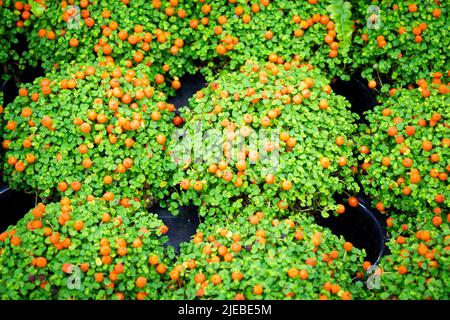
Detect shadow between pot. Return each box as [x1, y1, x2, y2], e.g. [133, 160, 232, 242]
[1, 65, 44, 106]
[331, 75, 378, 123]
[168, 72, 207, 111]
[0, 184, 36, 232]
[1, 79, 17, 106]
[153, 205, 200, 254]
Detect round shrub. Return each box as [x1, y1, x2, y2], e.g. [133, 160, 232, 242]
[352, 0, 449, 88]
[0, 197, 172, 300]
[20, 0, 358, 83]
[357, 85, 449, 215]
[169, 207, 366, 300]
[2, 62, 177, 202]
[369, 214, 449, 300]
[188, 0, 354, 79]
[22, 0, 197, 90]
[170, 59, 360, 218]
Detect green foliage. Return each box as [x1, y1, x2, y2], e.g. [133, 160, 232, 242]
[0, 197, 171, 300]
[0, 0, 448, 301]
[2, 62, 177, 202]
[369, 215, 449, 300]
[357, 86, 449, 216]
[11, 0, 361, 83]
[326, 0, 353, 57]
[170, 208, 366, 300]
[351, 0, 450, 87]
[0, 0, 40, 78]
[188, 0, 352, 80]
[171, 59, 360, 219]
[20, 0, 197, 88]
[28, 0, 45, 17]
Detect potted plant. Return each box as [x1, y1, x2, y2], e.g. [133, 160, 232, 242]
[367, 212, 449, 300]
[170, 58, 361, 219]
[169, 206, 367, 300]
[21, 0, 198, 92]
[351, 0, 449, 90]
[357, 83, 449, 216]
[2, 62, 178, 206]
[186, 0, 354, 81]
[0, 196, 172, 300]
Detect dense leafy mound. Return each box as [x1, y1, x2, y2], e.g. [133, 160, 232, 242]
[169, 208, 366, 300]
[0, 0, 449, 302]
[3, 1, 357, 83]
[187, 0, 354, 79]
[369, 214, 449, 300]
[352, 0, 449, 88]
[0, 197, 172, 300]
[170, 59, 360, 218]
[2, 62, 177, 201]
[357, 85, 449, 215]
[20, 0, 197, 91]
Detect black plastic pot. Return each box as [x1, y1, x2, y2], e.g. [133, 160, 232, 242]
[152, 194, 388, 264]
[168, 72, 207, 110]
[2, 79, 17, 106]
[331, 75, 378, 123]
[0, 184, 36, 232]
[1, 65, 43, 106]
[153, 205, 200, 253]
[315, 194, 388, 265]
